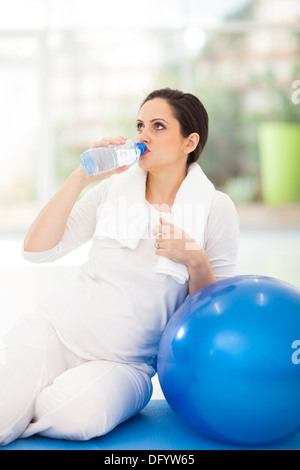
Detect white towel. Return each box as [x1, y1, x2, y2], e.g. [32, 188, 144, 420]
[94, 162, 215, 284]
[153, 164, 215, 284]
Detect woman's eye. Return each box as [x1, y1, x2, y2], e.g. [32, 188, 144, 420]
[154, 122, 165, 130]
[136, 122, 165, 131]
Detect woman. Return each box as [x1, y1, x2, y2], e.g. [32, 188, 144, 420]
[0, 88, 239, 445]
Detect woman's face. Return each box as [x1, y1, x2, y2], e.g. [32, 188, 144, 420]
[136, 98, 188, 173]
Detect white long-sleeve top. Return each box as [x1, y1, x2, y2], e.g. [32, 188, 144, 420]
[23, 177, 240, 376]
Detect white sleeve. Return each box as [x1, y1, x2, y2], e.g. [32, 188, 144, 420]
[22, 179, 110, 263]
[203, 191, 240, 280]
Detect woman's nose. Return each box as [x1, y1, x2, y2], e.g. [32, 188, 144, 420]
[138, 127, 150, 143]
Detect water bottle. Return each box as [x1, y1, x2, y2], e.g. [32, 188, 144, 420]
[80, 139, 147, 176]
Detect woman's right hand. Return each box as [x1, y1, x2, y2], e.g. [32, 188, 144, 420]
[73, 136, 130, 186]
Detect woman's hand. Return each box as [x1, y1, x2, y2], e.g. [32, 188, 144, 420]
[152, 217, 201, 267]
[73, 136, 130, 187]
[152, 217, 216, 295]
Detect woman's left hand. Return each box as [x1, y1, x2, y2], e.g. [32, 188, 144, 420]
[152, 217, 202, 268]
[152, 217, 217, 295]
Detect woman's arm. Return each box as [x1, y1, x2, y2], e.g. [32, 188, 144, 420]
[24, 137, 128, 253]
[187, 192, 240, 295]
[24, 169, 88, 252]
[186, 250, 217, 296]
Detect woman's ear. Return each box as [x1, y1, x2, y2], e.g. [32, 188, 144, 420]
[183, 133, 200, 154]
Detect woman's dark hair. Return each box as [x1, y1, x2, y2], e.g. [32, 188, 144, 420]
[140, 88, 209, 166]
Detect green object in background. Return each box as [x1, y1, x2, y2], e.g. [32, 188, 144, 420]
[259, 122, 300, 204]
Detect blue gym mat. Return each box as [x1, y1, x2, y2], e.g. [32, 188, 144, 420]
[1, 399, 300, 450]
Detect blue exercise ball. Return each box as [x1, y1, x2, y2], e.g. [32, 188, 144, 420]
[157, 275, 300, 446]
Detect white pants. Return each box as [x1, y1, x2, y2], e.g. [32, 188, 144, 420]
[0, 313, 153, 446]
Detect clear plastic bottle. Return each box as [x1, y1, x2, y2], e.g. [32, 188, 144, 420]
[80, 139, 147, 176]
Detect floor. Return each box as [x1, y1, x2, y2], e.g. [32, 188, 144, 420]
[1, 226, 300, 399]
[2, 399, 300, 450]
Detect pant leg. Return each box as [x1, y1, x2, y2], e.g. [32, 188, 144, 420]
[0, 312, 68, 446]
[21, 360, 153, 441]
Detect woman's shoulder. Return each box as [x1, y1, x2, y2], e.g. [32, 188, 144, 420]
[212, 189, 235, 205]
[207, 189, 240, 230]
[211, 190, 239, 215]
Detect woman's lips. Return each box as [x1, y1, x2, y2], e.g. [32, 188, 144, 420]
[142, 148, 150, 156]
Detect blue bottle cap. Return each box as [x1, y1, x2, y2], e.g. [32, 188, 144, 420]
[135, 142, 147, 155]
